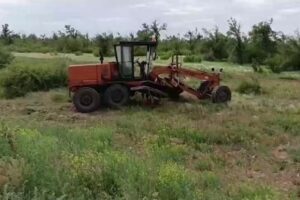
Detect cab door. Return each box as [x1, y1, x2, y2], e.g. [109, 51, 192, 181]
[115, 45, 134, 79]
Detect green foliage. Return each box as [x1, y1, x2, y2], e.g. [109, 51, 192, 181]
[157, 163, 196, 200]
[272, 115, 300, 136]
[0, 20, 299, 72]
[251, 59, 263, 73]
[0, 58, 68, 98]
[199, 172, 221, 189]
[1, 24, 14, 45]
[159, 52, 172, 60]
[0, 122, 16, 157]
[150, 141, 188, 163]
[237, 79, 262, 95]
[289, 148, 300, 163]
[227, 18, 245, 64]
[230, 184, 280, 200]
[74, 51, 83, 56]
[184, 55, 202, 63]
[0, 60, 299, 199]
[0, 126, 116, 199]
[184, 28, 202, 53]
[265, 55, 284, 73]
[196, 159, 213, 171]
[201, 28, 229, 61]
[0, 48, 14, 69]
[136, 20, 167, 42]
[247, 19, 277, 64]
[94, 33, 114, 56]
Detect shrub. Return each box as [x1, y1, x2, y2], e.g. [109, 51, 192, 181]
[150, 143, 188, 163]
[199, 172, 221, 189]
[251, 59, 263, 73]
[159, 52, 171, 60]
[289, 148, 300, 163]
[265, 55, 284, 73]
[0, 48, 14, 69]
[93, 48, 100, 57]
[203, 50, 216, 61]
[66, 150, 155, 199]
[196, 159, 213, 171]
[230, 184, 280, 200]
[0, 58, 68, 98]
[74, 51, 83, 56]
[237, 80, 262, 95]
[183, 55, 202, 63]
[157, 163, 196, 200]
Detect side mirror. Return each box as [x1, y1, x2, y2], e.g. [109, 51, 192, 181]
[99, 52, 104, 64]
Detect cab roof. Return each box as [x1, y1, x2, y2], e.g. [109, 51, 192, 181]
[117, 41, 157, 47]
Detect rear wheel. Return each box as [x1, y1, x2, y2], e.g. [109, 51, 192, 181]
[104, 84, 129, 109]
[212, 86, 231, 103]
[73, 87, 100, 113]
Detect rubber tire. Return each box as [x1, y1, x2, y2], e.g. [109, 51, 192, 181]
[212, 86, 232, 103]
[73, 87, 101, 113]
[104, 84, 129, 109]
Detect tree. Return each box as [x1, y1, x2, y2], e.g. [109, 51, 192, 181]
[248, 19, 277, 63]
[268, 36, 300, 72]
[1, 24, 13, 45]
[94, 33, 114, 56]
[136, 20, 167, 43]
[0, 47, 14, 68]
[184, 28, 202, 53]
[227, 18, 245, 64]
[150, 20, 167, 43]
[201, 27, 228, 61]
[64, 25, 79, 39]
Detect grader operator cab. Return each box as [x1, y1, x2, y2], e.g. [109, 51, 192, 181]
[68, 41, 231, 113]
[114, 41, 157, 80]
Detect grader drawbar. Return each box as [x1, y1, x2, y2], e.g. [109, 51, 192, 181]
[68, 41, 231, 113]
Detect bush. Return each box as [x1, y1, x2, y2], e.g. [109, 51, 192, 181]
[65, 150, 155, 199]
[265, 55, 284, 73]
[93, 48, 100, 57]
[157, 163, 196, 200]
[251, 59, 263, 73]
[183, 55, 202, 63]
[74, 51, 83, 56]
[230, 184, 280, 200]
[237, 80, 262, 95]
[0, 58, 68, 98]
[199, 172, 221, 189]
[0, 48, 14, 69]
[196, 159, 213, 171]
[159, 52, 171, 60]
[203, 50, 216, 61]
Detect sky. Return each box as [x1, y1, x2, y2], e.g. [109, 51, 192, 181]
[0, 0, 300, 37]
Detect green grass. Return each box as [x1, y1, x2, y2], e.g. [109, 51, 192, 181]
[0, 52, 299, 199]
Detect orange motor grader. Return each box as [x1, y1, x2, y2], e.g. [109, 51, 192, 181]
[68, 41, 231, 113]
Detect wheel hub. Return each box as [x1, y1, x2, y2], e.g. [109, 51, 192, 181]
[111, 89, 124, 103]
[80, 94, 93, 106]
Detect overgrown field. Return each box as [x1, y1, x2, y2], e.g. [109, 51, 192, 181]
[0, 53, 300, 199]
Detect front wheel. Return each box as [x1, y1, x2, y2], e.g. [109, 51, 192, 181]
[212, 86, 231, 103]
[73, 87, 101, 113]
